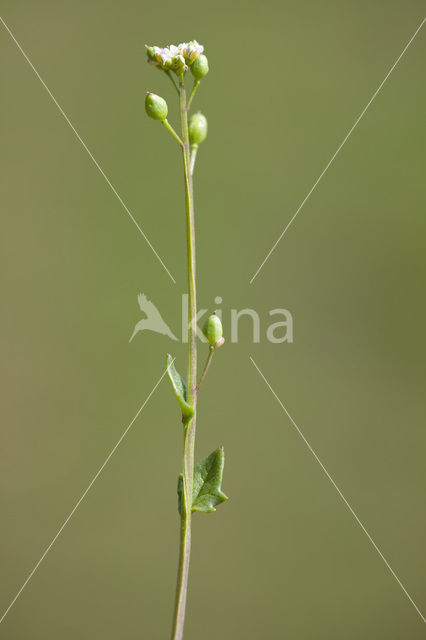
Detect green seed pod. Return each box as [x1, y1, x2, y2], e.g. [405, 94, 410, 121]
[188, 112, 208, 145]
[203, 313, 224, 348]
[145, 92, 168, 121]
[191, 54, 209, 79]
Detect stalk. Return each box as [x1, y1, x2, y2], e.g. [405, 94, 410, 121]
[171, 74, 197, 640]
[145, 43, 225, 638]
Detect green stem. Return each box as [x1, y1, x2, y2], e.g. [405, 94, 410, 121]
[187, 79, 200, 110]
[196, 347, 215, 393]
[171, 74, 197, 640]
[189, 144, 198, 176]
[165, 70, 180, 94]
[162, 119, 184, 147]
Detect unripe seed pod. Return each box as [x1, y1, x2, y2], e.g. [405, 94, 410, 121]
[145, 92, 168, 121]
[203, 313, 224, 348]
[191, 54, 209, 79]
[188, 112, 208, 145]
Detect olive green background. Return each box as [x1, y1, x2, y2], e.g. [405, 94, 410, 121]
[1, 1, 425, 638]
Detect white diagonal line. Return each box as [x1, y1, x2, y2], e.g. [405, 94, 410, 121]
[0, 363, 171, 625]
[250, 356, 426, 623]
[250, 17, 426, 284]
[0, 15, 176, 285]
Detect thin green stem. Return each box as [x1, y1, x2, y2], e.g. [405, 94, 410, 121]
[162, 119, 184, 147]
[187, 80, 200, 109]
[171, 74, 197, 640]
[165, 70, 180, 94]
[196, 347, 215, 393]
[189, 144, 198, 176]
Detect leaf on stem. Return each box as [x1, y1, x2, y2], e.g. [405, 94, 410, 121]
[177, 448, 228, 515]
[166, 354, 194, 424]
[192, 447, 228, 513]
[177, 474, 184, 515]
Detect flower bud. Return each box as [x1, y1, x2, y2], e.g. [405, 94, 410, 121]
[203, 313, 224, 348]
[191, 54, 209, 79]
[145, 92, 168, 121]
[188, 112, 208, 146]
[145, 45, 157, 62]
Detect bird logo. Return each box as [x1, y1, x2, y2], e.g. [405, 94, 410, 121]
[129, 293, 178, 343]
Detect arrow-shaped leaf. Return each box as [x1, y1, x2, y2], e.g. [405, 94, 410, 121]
[177, 448, 228, 515]
[166, 355, 194, 424]
[192, 447, 228, 513]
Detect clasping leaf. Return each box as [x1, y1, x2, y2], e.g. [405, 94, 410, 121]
[166, 354, 194, 424]
[177, 448, 228, 515]
[192, 447, 228, 513]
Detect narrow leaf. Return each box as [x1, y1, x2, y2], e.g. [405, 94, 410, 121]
[166, 355, 194, 424]
[177, 473, 184, 516]
[192, 447, 228, 513]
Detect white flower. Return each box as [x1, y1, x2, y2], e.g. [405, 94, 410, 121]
[146, 40, 205, 72]
[153, 46, 173, 66]
[169, 45, 181, 57]
[183, 40, 204, 62]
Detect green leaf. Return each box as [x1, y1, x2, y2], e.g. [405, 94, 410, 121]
[177, 474, 184, 516]
[192, 447, 228, 513]
[166, 355, 194, 424]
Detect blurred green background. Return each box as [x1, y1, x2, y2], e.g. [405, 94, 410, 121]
[1, 1, 425, 638]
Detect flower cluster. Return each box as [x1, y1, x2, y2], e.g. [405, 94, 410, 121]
[146, 41, 204, 73]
